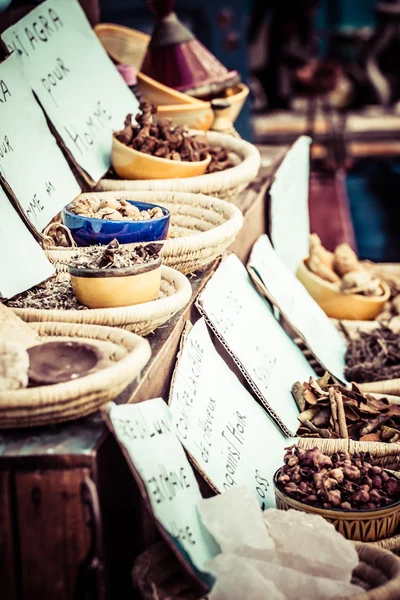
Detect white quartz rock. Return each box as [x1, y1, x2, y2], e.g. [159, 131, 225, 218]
[263, 508, 359, 582]
[198, 487, 275, 553]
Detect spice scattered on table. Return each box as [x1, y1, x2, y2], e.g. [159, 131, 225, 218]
[345, 326, 400, 383]
[67, 197, 165, 221]
[293, 373, 400, 442]
[114, 101, 233, 174]
[305, 235, 383, 297]
[278, 445, 400, 510]
[71, 239, 162, 270]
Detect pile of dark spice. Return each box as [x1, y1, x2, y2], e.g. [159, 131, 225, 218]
[345, 326, 400, 383]
[71, 239, 162, 270]
[115, 101, 232, 174]
[293, 373, 400, 443]
[278, 445, 400, 510]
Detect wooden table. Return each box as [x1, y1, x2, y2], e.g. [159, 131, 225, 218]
[0, 146, 287, 600]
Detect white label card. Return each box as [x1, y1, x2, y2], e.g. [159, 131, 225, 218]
[196, 254, 315, 436]
[248, 235, 347, 383]
[2, 0, 139, 183]
[270, 136, 311, 273]
[106, 400, 218, 581]
[0, 52, 80, 231]
[170, 318, 293, 510]
[0, 185, 54, 298]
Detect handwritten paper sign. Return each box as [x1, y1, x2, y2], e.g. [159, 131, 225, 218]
[248, 235, 347, 383]
[0, 52, 80, 231]
[196, 254, 315, 436]
[105, 400, 218, 582]
[270, 136, 311, 273]
[2, 0, 139, 183]
[169, 318, 293, 509]
[0, 185, 54, 298]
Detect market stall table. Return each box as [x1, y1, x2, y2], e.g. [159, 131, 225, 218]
[0, 145, 288, 600]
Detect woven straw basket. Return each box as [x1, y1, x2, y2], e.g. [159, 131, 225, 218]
[43, 191, 243, 275]
[132, 540, 400, 600]
[10, 266, 192, 337]
[0, 321, 151, 428]
[95, 131, 261, 201]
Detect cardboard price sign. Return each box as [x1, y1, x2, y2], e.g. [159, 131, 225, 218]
[2, 0, 139, 184]
[0, 52, 80, 231]
[0, 184, 54, 298]
[270, 136, 311, 273]
[196, 254, 315, 436]
[248, 235, 347, 383]
[169, 318, 292, 509]
[104, 399, 218, 585]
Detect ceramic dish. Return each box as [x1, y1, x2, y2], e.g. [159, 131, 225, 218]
[273, 470, 400, 542]
[296, 259, 391, 320]
[28, 340, 105, 385]
[62, 200, 170, 247]
[69, 256, 162, 309]
[111, 136, 211, 180]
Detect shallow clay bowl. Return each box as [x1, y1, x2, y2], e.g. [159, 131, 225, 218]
[69, 256, 162, 309]
[111, 137, 211, 180]
[62, 200, 170, 247]
[296, 259, 391, 321]
[273, 470, 400, 542]
[28, 341, 104, 386]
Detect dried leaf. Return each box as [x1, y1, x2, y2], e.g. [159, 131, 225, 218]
[360, 433, 381, 442]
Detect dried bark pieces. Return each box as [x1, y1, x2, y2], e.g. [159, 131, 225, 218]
[294, 374, 400, 443]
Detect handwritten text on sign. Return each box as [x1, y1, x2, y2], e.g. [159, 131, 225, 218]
[0, 185, 54, 298]
[170, 318, 292, 509]
[0, 52, 80, 230]
[196, 254, 315, 436]
[270, 136, 311, 273]
[248, 235, 347, 383]
[107, 400, 218, 579]
[2, 0, 139, 182]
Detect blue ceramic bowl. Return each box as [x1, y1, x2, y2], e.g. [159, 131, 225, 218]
[62, 200, 170, 247]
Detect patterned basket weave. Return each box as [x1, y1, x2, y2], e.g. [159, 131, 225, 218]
[131, 540, 400, 600]
[95, 131, 261, 201]
[43, 191, 243, 275]
[0, 321, 151, 428]
[10, 266, 192, 337]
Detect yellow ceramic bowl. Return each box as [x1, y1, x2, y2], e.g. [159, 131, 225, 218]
[296, 259, 391, 321]
[69, 258, 162, 309]
[274, 471, 400, 542]
[111, 137, 211, 180]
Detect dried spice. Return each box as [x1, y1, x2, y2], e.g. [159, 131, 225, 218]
[305, 235, 383, 297]
[369, 267, 400, 321]
[115, 102, 233, 174]
[6, 279, 86, 311]
[71, 239, 161, 270]
[345, 326, 400, 383]
[278, 445, 400, 510]
[67, 197, 165, 222]
[293, 374, 400, 443]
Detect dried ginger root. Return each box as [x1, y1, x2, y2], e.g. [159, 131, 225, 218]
[333, 243, 362, 277]
[340, 270, 382, 297]
[307, 234, 340, 283]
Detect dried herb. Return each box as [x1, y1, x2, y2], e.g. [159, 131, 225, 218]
[278, 446, 400, 510]
[71, 239, 162, 270]
[293, 374, 400, 443]
[6, 279, 86, 311]
[345, 326, 400, 383]
[114, 102, 233, 174]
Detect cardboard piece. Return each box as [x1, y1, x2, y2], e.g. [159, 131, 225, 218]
[269, 136, 311, 273]
[2, 0, 139, 184]
[248, 235, 347, 384]
[0, 184, 54, 298]
[196, 254, 315, 436]
[169, 318, 293, 509]
[104, 400, 218, 586]
[0, 52, 80, 231]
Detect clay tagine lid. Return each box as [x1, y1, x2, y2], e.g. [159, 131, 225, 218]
[142, 0, 240, 99]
